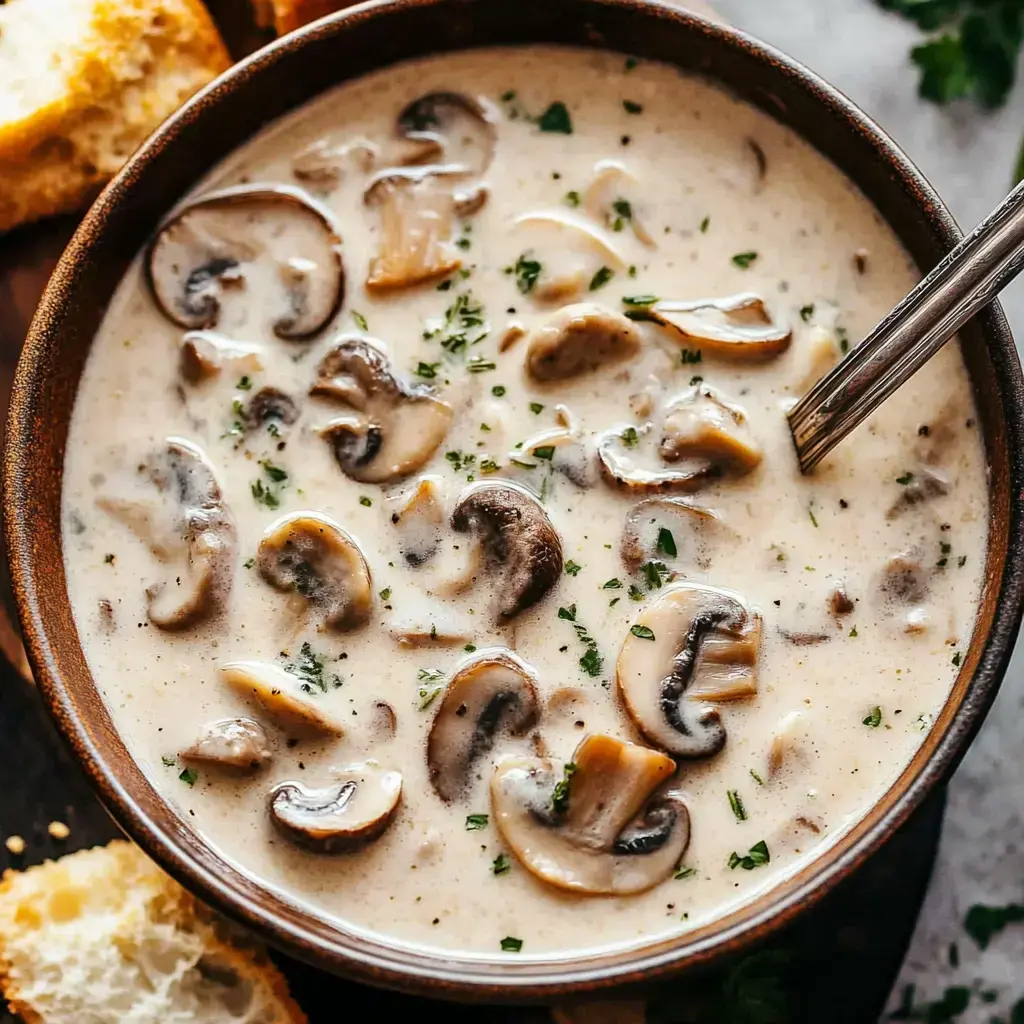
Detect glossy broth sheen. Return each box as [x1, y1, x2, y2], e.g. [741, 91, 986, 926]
[62, 47, 987, 957]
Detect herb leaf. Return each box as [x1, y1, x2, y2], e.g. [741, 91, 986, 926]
[732, 251, 759, 269]
[551, 762, 578, 813]
[630, 624, 656, 640]
[465, 814, 489, 831]
[964, 902, 1024, 949]
[538, 101, 573, 134]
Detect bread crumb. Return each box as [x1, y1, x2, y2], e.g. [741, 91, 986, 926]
[47, 821, 70, 840]
[4, 836, 25, 855]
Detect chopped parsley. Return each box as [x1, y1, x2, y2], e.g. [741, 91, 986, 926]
[236, 375, 253, 391]
[849, 626, 859, 637]
[537, 101, 573, 134]
[465, 814, 489, 831]
[700, 215, 710, 233]
[559, 604, 603, 676]
[417, 667, 446, 709]
[808, 504, 818, 528]
[603, 578, 622, 590]
[251, 479, 281, 509]
[728, 789, 748, 822]
[529, 402, 544, 414]
[728, 840, 770, 870]
[630, 624, 656, 641]
[467, 356, 497, 373]
[731, 251, 759, 269]
[288, 642, 339, 693]
[352, 310, 369, 331]
[551, 762, 578, 813]
[565, 560, 582, 576]
[103, 553, 115, 564]
[445, 450, 476, 474]
[243, 557, 255, 569]
[620, 426, 640, 448]
[896, 472, 915, 485]
[750, 770, 764, 786]
[641, 559, 670, 590]
[799, 304, 815, 322]
[260, 459, 287, 483]
[427, 290, 489, 355]
[492, 852, 511, 875]
[179, 767, 198, 787]
[491, 384, 507, 397]
[623, 99, 643, 113]
[863, 706, 883, 728]
[379, 587, 391, 601]
[589, 266, 615, 291]
[680, 348, 702, 365]
[416, 361, 441, 379]
[359, 496, 372, 507]
[952, 650, 963, 666]
[161, 755, 176, 767]
[500, 936, 523, 952]
[837, 326, 850, 353]
[674, 865, 697, 880]
[964, 902, 1024, 949]
[511, 254, 543, 294]
[564, 190, 581, 207]
[622, 294, 659, 307]
[628, 583, 645, 601]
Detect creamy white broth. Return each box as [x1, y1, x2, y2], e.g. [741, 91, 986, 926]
[61, 46, 987, 957]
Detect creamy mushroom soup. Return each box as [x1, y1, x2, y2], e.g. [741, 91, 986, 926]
[62, 46, 988, 956]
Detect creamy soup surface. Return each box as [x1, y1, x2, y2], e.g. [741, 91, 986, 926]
[62, 46, 988, 958]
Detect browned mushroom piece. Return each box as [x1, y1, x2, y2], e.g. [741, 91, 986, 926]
[179, 330, 263, 384]
[396, 92, 498, 176]
[616, 583, 762, 758]
[620, 498, 727, 572]
[371, 701, 397, 740]
[878, 551, 929, 605]
[269, 764, 403, 853]
[638, 293, 791, 360]
[508, 409, 598, 490]
[451, 481, 563, 620]
[829, 583, 855, 616]
[219, 660, 344, 736]
[582, 160, 656, 246]
[490, 733, 689, 895]
[181, 718, 272, 772]
[257, 511, 373, 632]
[139, 438, 235, 630]
[426, 650, 540, 802]
[312, 336, 453, 483]
[364, 169, 463, 291]
[659, 384, 762, 471]
[886, 467, 950, 520]
[145, 183, 344, 340]
[524, 303, 642, 382]
[243, 387, 300, 433]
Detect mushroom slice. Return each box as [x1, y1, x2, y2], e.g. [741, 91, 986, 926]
[181, 718, 272, 771]
[451, 481, 563, 620]
[509, 412, 597, 490]
[582, 160, 655, 246]
[364, 171, 462, 291]
[257, 511, 372, 632]
[313, 336, 453, 483]
[427, 650, 540, 802]
[243, 387, 299, 433]
[180, 330, 263, 384]
[269, 764, 402, 853]
[389, 475, 446, 566]
[512, 210, 627, 303]
[659, 385, 762, 474]
[396, 92, 499, 176]
[145, 183, 344, 340]
[143, 438, 235, 630]
[291, 136, 379, 187]
[598, 425, 713, 495]
[878, 551, 929, 605]
[620, 498, 727, 572]
[640, 294, 791, 360]
[491, 733, 689, 895]
[886, 467, 950, 520]
[616, 583, 762, 757]
[220, 661, 344, 737]
[524, 303, 642, 382]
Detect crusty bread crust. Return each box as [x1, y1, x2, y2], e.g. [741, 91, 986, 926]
[0, 0, 231, 233]
[252, 0, 359, 36]
[0, 841, 308, 1024]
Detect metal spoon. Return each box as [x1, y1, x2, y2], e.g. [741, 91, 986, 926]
[788, 178, 1024, 472]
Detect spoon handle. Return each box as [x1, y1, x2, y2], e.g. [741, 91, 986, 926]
[788, 177, 1024, 473]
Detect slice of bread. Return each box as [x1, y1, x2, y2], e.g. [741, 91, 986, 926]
[0, 0, 231, 233]
[0, 840, 308, 1024]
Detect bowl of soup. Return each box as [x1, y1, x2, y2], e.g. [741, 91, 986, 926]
[6, 0, 1024, 1001]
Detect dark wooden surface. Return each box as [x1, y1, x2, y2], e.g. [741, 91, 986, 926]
[0, 4, 945, 1019]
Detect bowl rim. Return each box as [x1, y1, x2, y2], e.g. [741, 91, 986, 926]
[5, 0, 1024, 1000]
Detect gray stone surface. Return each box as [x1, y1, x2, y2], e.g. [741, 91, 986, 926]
[712, 1, 1024, 1018]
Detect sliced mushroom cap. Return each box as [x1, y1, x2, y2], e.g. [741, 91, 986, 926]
[243, 387, 299, 432]
[659, 385, 762, 473]
[220, 660, 344, 737]
[491, 733, 689, 895]
[886, 467, 950, 520]
[269, 764, 402, 853]
[180, 331, 263, 384]
[524, 303, 642, 383]
[143, 438, 235, 630]
[512, 210, 627, 303]
[582, 160, 656, 246]
[181, 718, 272, 771]
[878, 551, 929, 605]
[451, 481, 563, 619]
[396, 92, 498, 176]
[257, 511, 372, 631]
[616, 583, 762, 757]
[312, 336, 453, 483]
[597, 423, 727, 496]
[389, 475, 445, 565]
[364, 171, 462, 292]
[620, 498, 727, 572]
[427, 649, 540, 802]
[145, 183, 344, 340]
[639, 293, 791, 360]
[509, 411, 597, 489]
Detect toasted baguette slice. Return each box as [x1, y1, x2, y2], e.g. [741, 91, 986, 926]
[0, 0, 231, 233]
[250, 0, 357, 36]
[0, 840, 307, 1024]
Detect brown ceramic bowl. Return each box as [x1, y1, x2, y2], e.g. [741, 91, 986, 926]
[5, 0, 1024, 1002]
